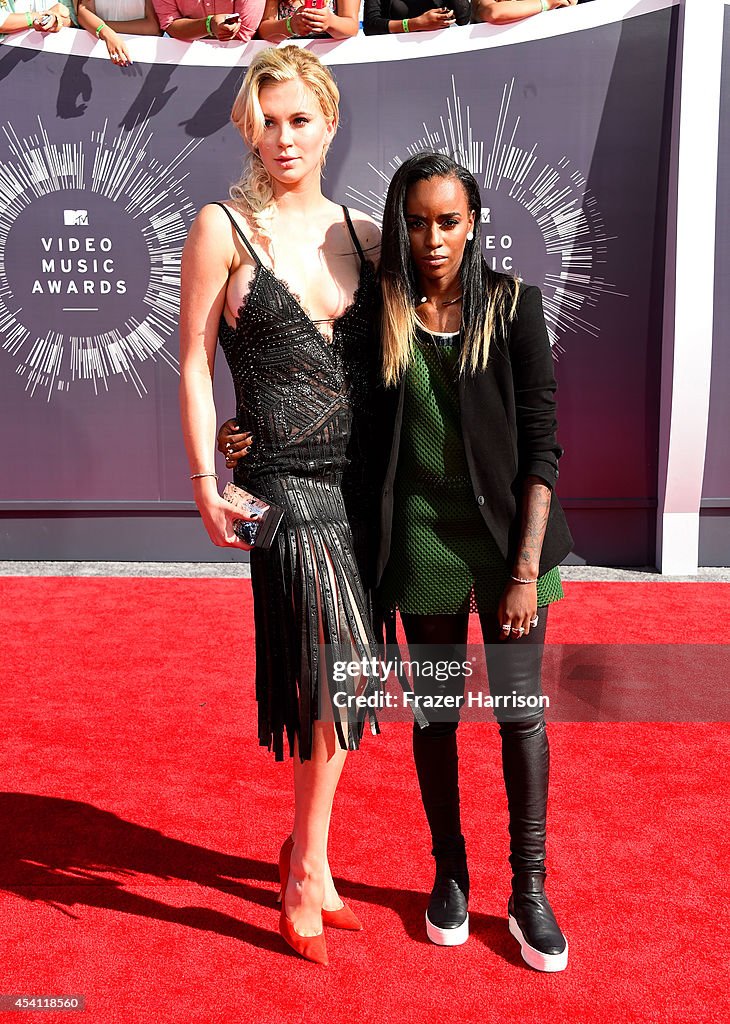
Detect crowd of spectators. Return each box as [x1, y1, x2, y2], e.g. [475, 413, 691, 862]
[1, 0, 597, 60]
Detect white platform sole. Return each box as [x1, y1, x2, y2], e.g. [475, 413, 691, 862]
[508, 914, 568, 972]
[425, 911, 469, 946]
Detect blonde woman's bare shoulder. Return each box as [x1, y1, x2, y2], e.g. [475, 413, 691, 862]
[189, 202, 260, 269]
[187, 203, 235, 247]
[193, 201, 239, 233]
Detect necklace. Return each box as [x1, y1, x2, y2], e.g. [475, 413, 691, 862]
[419, 293, 463, 307]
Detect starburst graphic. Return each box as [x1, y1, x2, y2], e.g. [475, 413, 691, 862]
[0, 117, 202, 400]
[346, 77, 624, 355]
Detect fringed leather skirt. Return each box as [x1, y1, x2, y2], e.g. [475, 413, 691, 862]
[250, 472, 379, 761]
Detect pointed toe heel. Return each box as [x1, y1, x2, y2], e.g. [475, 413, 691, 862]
[278, 836, 361, 930]
[279, 910, 329, 966]
[321, 904, 363, 931]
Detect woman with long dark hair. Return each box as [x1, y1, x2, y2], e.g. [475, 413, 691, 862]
[377, 152, 572, 971]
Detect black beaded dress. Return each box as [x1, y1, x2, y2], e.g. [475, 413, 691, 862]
[216, 203, 380, 761]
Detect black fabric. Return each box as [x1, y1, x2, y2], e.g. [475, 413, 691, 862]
[413, 728, 463, 859]
[363, 0, 471, 35]
[376, 281, 573, 586]
[403, 609, 551, 874]
[500, 716, 549, 875]
[216, 205, 380, 761]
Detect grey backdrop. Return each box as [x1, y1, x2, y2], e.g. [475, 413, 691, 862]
[0, 9, 677, 563]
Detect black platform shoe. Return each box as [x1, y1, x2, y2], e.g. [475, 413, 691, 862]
[508, 871, 568, 972]
[425, 855, 470, 946]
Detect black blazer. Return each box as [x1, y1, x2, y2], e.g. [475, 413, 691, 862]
[375, 283, 573, 585]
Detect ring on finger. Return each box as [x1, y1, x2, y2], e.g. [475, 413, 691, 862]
[501, 623, 511, 634]
[511, 626, 525, 636]
[530, 615, 539, 627]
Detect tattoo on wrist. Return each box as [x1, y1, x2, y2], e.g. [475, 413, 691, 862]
[518, 482, 551, 571]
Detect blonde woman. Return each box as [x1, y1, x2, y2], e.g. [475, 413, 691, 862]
[179, 47, 380, 966]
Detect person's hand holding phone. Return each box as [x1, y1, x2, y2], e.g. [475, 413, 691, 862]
[411, 7, 455, 30]
[34, 13, 57, 31]
[33, 3, 71, 31]
[34, 11, 61, 32]
[297, 0, 332, 36]
[209, 12, 241, 40]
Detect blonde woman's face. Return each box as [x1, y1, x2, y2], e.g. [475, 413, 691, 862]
[256, 79, 335, 187]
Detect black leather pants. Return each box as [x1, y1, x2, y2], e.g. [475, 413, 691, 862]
[403, 610, 550, 875]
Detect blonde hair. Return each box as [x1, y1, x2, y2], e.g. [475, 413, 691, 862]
[229, 46, 340, 237]
[381, 273, 519, 386]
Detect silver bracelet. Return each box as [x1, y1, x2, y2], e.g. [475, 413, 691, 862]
[190, 472, 218, 480]
[510, 574, 538, 584]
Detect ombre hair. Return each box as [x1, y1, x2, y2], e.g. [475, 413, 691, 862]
[229, 46, 340, 237]
[380, 153, 520, 386]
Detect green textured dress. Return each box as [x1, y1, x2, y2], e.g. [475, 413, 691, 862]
[378, 326, 563, 615]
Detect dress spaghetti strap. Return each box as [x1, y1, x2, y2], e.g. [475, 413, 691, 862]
[214, 202, 263, 267]
[342, 206, 365, 265]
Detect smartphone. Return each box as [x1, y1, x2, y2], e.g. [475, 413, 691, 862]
[304, 0, 326, 9]
[223, 13, 241, 23]
[39, 13, 55, 27]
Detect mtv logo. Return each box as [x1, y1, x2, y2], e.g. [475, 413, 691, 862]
[64, 210, 89, 226]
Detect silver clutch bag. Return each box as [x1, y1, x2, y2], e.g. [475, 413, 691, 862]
[222, 482, 284, 549]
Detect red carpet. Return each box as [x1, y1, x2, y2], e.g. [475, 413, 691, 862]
[1, 578, 728, 1024]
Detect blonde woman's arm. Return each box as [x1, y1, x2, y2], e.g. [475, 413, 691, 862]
[179, 204, 251, 550]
